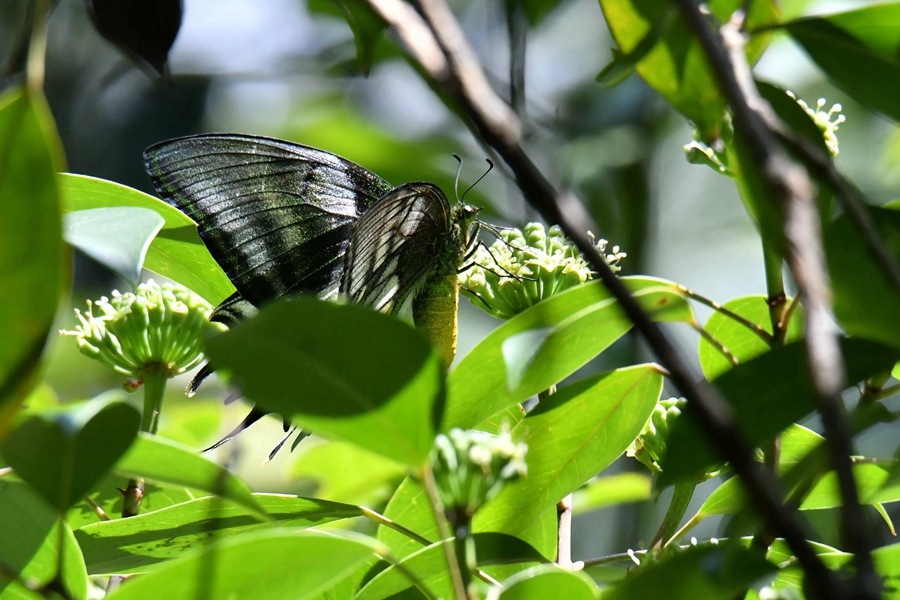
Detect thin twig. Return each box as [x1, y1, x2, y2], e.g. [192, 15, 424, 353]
[675, 283, 773, 344]
[672, 3, 876, 597]
[367, 0, 839, 594]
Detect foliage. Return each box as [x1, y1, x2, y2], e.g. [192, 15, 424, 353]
[1, 1, 899, 599]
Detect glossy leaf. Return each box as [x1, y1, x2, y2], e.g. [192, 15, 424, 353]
[499, 566, 598, 599]
[698, 295, 803, 380]
[0, 480, 88, 600]
[0, 88, 65, 427]
[572, 472, 653, 515]
[60, 173, 235, 304]
[204, 298, 445, 467]
[116, 433, 265, 518]
[663, 338, 900, 484]
[475, 365, 662, 535]
[784, 4, 900, 122]
[598, 0, 777, 140]
[68, 476, 195, 530]
[63, 207, 164, 286]
[601, 541, 774, 600]
[0, 396, 140, 512]
[825, 205, 900, 351]
[76, 494, 361, 574]
[700, 460, 900, 518]
[446, 277, 690, 431]
[106, 530, 381, 599]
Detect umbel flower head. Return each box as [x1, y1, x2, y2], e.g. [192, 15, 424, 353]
[432, 428, 527, 524]
[61, 280, 225, 383]
[459, 222, 626, 319]
[787, 91, 845, 157]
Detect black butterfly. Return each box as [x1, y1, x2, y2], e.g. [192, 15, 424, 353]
[144, 134, 480, 451]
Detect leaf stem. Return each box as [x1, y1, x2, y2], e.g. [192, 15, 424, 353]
[651, 480, 696, 548]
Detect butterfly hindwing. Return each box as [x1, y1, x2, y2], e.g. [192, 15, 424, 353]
[340, 182, 453, 313]
[144, 134, 394, 306]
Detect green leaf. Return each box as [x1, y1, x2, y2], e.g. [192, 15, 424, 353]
[289, 439, 406, 505]
[0, 396, 140, 512]
[106, 529, 381, 599]
[63, 207, 164, 286]
[0, 480, 88, 600]
[204, 298, 445, 467]
[476, 365, 662, 535]
[59, 173, 235, 304]
[572, 472, 653, 514]
[0, 88, 66, 424]
[376, 476, 438, 559]
[784, 4, 900, 122]
[600, 541, 775, 600]
[874, 541, 900, 591]
[698, 295, 803, 380]
[598, 0, 777, 141]
[68, 475, 195, 530]
[115, 433, 266, 518]
[76, 494, 362, 575]
[825, 205, 900, 351]
[357, 534, 547, 600]
[499, 565, 598, 599]
[663, 338, 900, 484]
[446, 277, 690, 431]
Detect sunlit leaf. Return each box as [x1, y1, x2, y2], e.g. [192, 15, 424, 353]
[476, 365, 662, 535]
[106, 530, 381, 599]
[499, 565, 598, 599]
[0, 88, 66, 430]
[446, 277, 690, 431]
[77, 494, 361, 574]
[572, 472, 653, 514]
[63, 207, 164, 286]
[698, 295, 803, 380]
[60, 173, 235, 304]
[598, 0, 777, 140]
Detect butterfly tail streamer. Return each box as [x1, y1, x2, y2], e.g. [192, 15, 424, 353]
[202, 406, 270, 452]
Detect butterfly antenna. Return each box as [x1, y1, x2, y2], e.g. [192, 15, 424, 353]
[453, 153, 464, 202]
[461, 159, 494, 203]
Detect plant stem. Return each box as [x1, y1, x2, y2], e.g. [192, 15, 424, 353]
[420, 466, 467, 600]
[26, 0, 50, 94]
[122, 364, 168, 519]
[651, 480, 695, 548]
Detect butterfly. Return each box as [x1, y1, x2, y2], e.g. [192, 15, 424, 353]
[144, 134, 481, 450]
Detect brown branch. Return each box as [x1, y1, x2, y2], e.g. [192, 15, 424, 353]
[672, 3, 878, 598]
[365, 0, 843, 594]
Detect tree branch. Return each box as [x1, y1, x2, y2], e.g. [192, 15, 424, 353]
[671, 3, 877, 598]
[365, 0, 845, 595]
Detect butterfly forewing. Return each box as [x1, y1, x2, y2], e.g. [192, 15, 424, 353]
[144, 134, 394, 306]
[340, 182, 453, 313]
